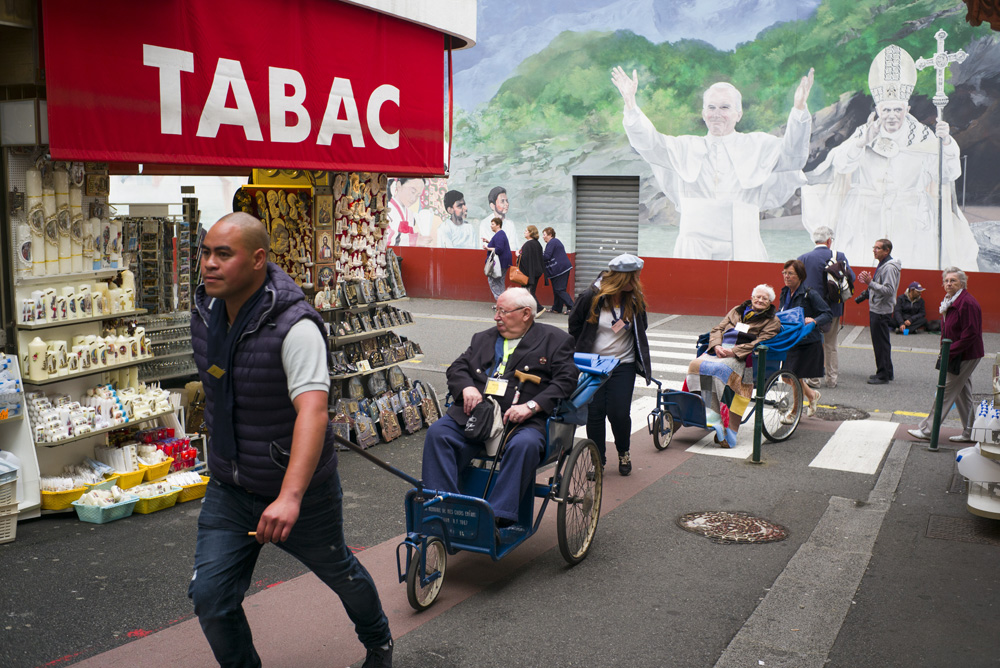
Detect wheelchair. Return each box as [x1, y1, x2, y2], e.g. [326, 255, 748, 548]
[647, 308, 813, 449]
[335, 353, 619, 611]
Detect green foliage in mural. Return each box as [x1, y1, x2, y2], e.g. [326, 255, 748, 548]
[456, 0, 980, 156]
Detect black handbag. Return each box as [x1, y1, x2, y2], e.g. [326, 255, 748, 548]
[934, 353, 963, 375]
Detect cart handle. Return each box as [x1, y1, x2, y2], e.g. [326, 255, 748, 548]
[331, 432, 423, 489]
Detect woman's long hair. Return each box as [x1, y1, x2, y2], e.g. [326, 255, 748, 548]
[587, 270, 647, 324]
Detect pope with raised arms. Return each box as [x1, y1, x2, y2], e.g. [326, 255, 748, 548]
[611, 65, 815, 261]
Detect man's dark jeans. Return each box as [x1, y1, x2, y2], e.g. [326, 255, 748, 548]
[189, 474, 390, 667]
[870, 311, 894, 380]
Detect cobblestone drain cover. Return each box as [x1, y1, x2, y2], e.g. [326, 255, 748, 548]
[815, 406, 870, 421]
[677, 511, 789, 544]
[926, 514, 1000, 546]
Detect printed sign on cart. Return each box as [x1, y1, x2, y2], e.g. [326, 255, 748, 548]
[41, 0, 446, 175]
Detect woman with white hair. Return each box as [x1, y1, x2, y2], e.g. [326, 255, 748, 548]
[907, 267, 984, 443]
[687, 284, 782, 448]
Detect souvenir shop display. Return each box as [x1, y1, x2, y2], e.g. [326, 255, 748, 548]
[236, 185, 315, 288]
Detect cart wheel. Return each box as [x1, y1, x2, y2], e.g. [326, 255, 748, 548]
[652, 412, 674, 450]
[760, 371, 802, 442]
[557, 439, 603, 564]
[406, 537, 447, 611]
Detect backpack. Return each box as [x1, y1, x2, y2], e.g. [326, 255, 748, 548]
[823, 253, 853, 304]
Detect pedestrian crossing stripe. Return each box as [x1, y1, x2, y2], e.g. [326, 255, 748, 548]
[646, 331, 699, 341]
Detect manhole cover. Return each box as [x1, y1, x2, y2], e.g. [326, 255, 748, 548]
[677, 511, 789, 544]
[926, 514, 1000, 546]
[815, 406, 869, 421]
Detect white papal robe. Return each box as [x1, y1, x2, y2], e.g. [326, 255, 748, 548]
[623, 106, 811, 261]
[801, 116, 979, 271]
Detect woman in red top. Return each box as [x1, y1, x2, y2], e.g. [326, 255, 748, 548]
[907, 267, 984, 443]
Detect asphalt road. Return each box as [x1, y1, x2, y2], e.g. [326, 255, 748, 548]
[2, 298, 998, 668]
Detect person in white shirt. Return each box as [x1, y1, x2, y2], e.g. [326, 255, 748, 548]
[438, 190, 478, 249]
[611, 66, 814, 261]
[478, 186, 517, 250]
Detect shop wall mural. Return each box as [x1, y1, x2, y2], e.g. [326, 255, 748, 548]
[388, 0, 1000, 272]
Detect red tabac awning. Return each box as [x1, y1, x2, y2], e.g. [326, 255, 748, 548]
[41, 0, 446, 175]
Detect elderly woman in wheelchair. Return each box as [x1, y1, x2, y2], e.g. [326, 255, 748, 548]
[686, 284, 781, 448]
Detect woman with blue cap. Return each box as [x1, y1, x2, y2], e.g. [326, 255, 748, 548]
[568, 253, 651, 475]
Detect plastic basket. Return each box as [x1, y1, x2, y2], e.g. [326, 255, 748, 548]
[0, 479, 15, 506]
[140, 458, 174, 482]
[0, 502, 16, 544]
[40, 487, 87, 510]
[115, 470, 145, 490]
[132, 487, 182, 514]
[177, 476, 210, 503]
[71, 494, 139, 524]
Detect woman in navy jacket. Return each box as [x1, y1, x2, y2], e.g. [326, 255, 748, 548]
[541, 227, 574, 314]
[778, 259, 832, 418]
[482, 217, 511, 300]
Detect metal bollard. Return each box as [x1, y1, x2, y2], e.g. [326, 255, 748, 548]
[928, 338, 953, 452]
[752, 345, 768, 464]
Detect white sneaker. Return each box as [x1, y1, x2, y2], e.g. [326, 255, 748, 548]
[907, 428, 930, 441]
[948, 434, 974, 443]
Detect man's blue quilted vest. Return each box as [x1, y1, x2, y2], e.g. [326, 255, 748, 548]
[191, 262, 336, 496]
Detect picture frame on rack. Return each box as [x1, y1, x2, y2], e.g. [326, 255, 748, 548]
[315, 194, 334, 229]
[85, 174, 110, 197]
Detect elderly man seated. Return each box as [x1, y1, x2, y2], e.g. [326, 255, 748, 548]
[422, 287, 578, 527]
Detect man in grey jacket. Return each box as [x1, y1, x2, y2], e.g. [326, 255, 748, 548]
[858, 238, 901, 384]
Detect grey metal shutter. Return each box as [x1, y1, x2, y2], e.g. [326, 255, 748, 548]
[573, 175, 639, 294]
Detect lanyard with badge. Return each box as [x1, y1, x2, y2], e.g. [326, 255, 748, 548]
[485, 337, 517, 396]
[610, 304, 631, 334]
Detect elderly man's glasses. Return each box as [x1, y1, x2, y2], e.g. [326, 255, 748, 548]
[496, 306, 529, 317]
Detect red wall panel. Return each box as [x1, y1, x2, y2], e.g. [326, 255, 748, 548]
[396, 248, 1000, 332]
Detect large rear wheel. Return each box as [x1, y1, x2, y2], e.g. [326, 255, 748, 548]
[760, 370, 802, 442]
[406, 537, 447, 611]
[556, 439, 603, 564]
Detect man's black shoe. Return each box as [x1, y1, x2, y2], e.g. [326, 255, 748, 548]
[618, 452, 632, 476]
[363, 639, 393, 668]
[867, 377, 888, 385]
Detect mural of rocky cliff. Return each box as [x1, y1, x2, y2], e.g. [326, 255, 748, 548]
[396, 0, 1000, 270]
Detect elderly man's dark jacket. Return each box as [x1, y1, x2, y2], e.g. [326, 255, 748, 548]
[446, 321, 579, 433]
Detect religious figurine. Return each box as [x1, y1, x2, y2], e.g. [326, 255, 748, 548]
[611, 65, 814, 261]
[803, 43, 978, 270]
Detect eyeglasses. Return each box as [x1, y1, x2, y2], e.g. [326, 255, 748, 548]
[873, 245, 885, 251]
[496, 306, 529, 317]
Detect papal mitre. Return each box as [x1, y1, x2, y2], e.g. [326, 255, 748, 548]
[869, 44, 918, 105]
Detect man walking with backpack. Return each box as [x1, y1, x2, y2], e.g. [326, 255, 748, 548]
[798, 226, 855, 388]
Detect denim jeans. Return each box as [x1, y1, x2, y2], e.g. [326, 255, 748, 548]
[189, 474, 390, 668]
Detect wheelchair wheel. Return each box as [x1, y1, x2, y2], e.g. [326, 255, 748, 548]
[652, 412, 674, 450]
[406, 537, 447, 611]
[557, 439, 603, 564]
[760, 370, 802, 442]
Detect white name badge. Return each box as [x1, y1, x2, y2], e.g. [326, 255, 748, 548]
[484, 378, 509, 396]
[735, 322, 750, 333]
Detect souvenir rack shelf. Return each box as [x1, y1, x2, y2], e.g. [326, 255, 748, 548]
[16, 308, 148, 331]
